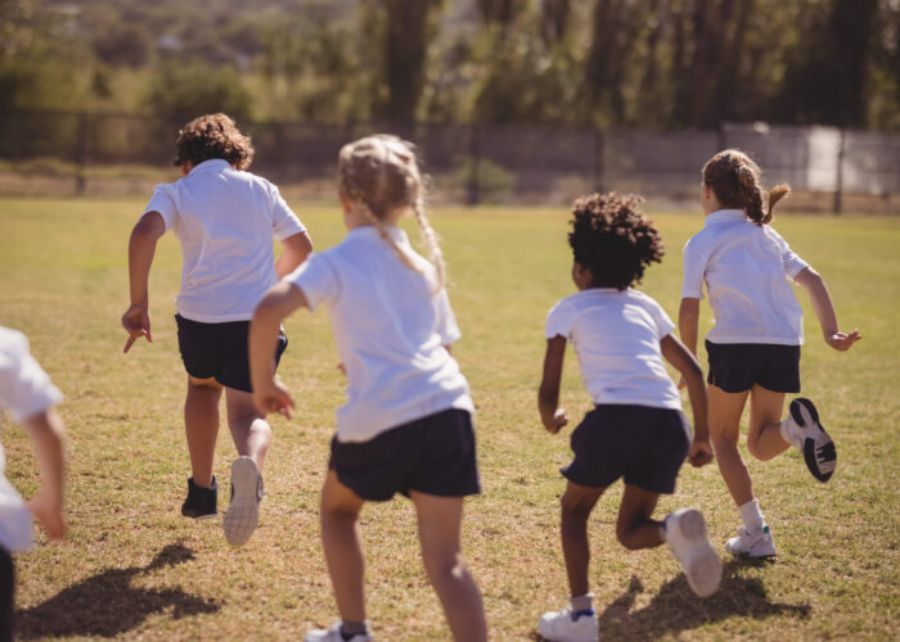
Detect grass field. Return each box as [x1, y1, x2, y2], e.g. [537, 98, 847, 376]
[1, 197, 898, 641]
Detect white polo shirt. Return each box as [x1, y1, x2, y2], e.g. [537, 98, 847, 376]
[145, 159, 307, 322]
[0, 326, 64, 552]
[545, 289, 683, 411]
[682, 209, 809, 345]
[286, 226, 474, 443]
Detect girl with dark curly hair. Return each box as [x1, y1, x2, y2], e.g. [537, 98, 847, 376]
[249, 134, 486, 642]
[121, 113, 313, 548]
[679, 149, 861, 559]
[537, 193, 721, 642]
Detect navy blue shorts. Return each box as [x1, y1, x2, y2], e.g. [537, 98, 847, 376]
[175, 314, 287, 393]
[329, 408, 481, 502]
[562, 404, 690, 495]
[706, 340, 801, 393]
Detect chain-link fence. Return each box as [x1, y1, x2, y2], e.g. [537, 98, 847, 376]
[0, 110, 898, 211]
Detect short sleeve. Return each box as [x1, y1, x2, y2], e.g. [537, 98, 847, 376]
[285, 252, 339, 311]
[643, 297, 676, 339]
[0, 330, 63, 423]
[766, 227, 809, 279]
[268, 183, 306, 241]
[144, 184, 178, 230]
[545, 300, 576, 340]
[681, 236, 707, 299]
[433, 288, 462, 345]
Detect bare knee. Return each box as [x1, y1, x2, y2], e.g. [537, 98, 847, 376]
[746, 435, 777, 461]
[422, 549, 466, 584]
[615, 522, 646, 550]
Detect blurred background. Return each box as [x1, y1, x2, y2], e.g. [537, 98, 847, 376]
[1, 0, 898, 210]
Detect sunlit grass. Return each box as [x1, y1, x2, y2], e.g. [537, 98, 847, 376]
[1, 198, 897, 640]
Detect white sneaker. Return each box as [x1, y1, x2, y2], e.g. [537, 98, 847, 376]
[664, 508, 722, 598]
[781, 397, 836, 483]
[537, 606, 598, 642]
[223, 456, 263, 547]
[725, 524, 777, 558]
[304, 622, 372, 642]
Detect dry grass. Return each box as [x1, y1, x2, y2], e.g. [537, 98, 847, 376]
[0, 198, 897, 641]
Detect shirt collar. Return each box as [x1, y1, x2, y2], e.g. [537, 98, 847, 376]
[189, 159, 231, 175]
[705, 209, 747, 227]
[346, 225, 408, 244]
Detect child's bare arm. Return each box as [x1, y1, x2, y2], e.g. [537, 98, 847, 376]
[22, 408, 67, 539]
[538, 336, 568, 434]
[661, 334, 713, 467]
[249, 281, 308, 417]
[275, 231, 313, 278]
[794, 267, 861, 351]
[678, 298, 701, 356]
[122, 212, 165, 353]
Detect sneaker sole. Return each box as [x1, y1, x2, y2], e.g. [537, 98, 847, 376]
[536, 622, 598, 642]
[677, 510, 722, 598]
[223, 457, 261, 547]
[791, 398, 836, 483]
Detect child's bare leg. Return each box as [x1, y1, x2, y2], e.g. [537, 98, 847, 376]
[708, 385, 754, 507]
[320, 471, 367, 623]
[746, 385, 790, 461]
[616, 485, 663, 550]
[185, 376, 222, 487]
[224, 388, 272, 471]
[411, 491, 487, 642]
[560, 482, 605, 597]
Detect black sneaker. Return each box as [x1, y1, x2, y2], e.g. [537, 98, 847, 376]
[181, 476, 218, 518]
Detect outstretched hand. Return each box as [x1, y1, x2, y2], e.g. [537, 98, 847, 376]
[253, 377, 295, 419]
[826, 329, 861, 351]
[687, 439, 714, 468]
[121, 304, 152, 353]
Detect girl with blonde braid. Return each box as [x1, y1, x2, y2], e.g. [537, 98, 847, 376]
[249, 135, 486, 642]
[679, 149, 861, 558]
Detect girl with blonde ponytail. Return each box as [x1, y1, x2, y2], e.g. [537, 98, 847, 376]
[679, 149, 861, 559]
[248, 134, 486, 642]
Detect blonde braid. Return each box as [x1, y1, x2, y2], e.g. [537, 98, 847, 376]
[338, 134, 446, 291]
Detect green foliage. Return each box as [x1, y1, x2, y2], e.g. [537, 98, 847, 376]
[455, 156, 514, 202]
[145, 62, 253, 124]
[0, 0, 896, 131]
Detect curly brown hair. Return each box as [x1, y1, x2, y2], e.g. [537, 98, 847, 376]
[568, 192, 664, 290]
[702, 149, 790, 226]
[172, 113, 254, 170]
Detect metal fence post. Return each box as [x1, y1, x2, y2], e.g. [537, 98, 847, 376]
[593, 128, 605, 193]
[833, 127, 845, 215]
[466, 123, 480, 206]
[74, 112, 88, 196]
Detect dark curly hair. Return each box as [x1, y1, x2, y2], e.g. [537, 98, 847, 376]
[568, 192, 665, 290]
[702, 149, 790, 226]
[173, 113, 254, 170]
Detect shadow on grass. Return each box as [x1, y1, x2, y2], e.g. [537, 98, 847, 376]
[596, 560, 811, 640]
[15, 542, 220, 639]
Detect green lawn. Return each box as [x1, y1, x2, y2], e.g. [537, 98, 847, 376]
[1, 198, 898, 641]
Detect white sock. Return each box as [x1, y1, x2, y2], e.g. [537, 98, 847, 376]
[739, 499, 765, 530]
[570, 593, 594, 614]
[779, 416, 800, 448]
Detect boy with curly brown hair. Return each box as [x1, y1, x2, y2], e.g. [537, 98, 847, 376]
[536, 193, 721, 642]
[121, 113, 312, 547]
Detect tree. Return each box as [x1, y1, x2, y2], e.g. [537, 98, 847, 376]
[381, 0, 444, 122]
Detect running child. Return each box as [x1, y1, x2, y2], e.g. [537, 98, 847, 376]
[121, 113, 312, 546]
[679, 149, 861, 558]
[249, 134, 487, 642]
[1, 325, 67, 641]
[537, 193, 721, 642]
